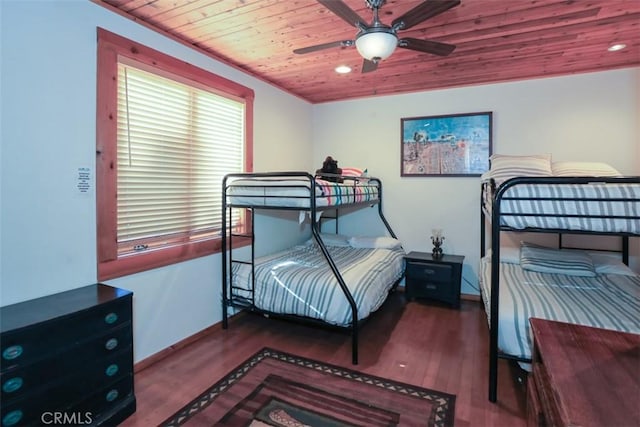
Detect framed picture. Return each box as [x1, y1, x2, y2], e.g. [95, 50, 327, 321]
[401, 111, 492, 177]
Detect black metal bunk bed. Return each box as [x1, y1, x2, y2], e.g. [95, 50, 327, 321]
[480, 175, 640, 402]
[221, 171, 402, 364]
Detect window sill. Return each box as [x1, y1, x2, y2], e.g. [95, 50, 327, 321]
[98, 237, 251, 281]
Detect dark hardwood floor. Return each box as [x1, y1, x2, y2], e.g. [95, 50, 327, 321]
[120, 292, 528, 426]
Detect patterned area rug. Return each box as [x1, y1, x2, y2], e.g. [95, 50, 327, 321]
[161, 348, 455, 426]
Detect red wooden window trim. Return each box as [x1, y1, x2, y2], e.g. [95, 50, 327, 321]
[96, 28, 253, 281]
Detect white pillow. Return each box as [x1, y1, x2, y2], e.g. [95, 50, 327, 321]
[486, 246, 520, 264]
[551, 161, 622, 177]
[306, 233, 351, 247]
[348, 236, 402, 249]
[486, 154, 552, 184]
[520, 242, 596, 277]
[562, 249, 636, 276]
[588, 252, 638, 276]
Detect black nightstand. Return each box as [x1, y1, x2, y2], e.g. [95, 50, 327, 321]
[404, 252, 465, 308]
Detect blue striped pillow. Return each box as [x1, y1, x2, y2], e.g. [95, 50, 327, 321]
[520, 242, 596, 277]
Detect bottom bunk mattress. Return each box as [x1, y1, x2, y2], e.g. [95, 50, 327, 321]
[230, 241, 405, 327]
[479, 256, 640, 361]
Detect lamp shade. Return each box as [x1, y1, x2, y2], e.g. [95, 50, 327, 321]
[355, 30, 398, 61]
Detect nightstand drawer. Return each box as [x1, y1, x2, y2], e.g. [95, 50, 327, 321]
[406, 278, 455, 298]
[406, 261, 452, 282]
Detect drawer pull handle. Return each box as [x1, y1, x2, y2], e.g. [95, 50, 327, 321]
[104, 312, 118, 324]
[422, 269, 435, 275]
[2, 345, 23, 361]
[105, 338, 119, 351]
[2, 377, 23, 393]
[105, 364, 119, 377]
[106, 389, 119, 402]
[2, 410, 23, 427]
[426, 284, 437, 290]
[411, 261, 441, 267]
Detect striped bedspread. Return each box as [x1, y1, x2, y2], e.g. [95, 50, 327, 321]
[479, 257, 640, 361]
[231, 243, 405, 326]
[482, 181, 640, 234]
[225, 177, 379, 208]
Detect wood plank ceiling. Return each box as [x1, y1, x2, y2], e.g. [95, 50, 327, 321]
[96, 0, 640, 104]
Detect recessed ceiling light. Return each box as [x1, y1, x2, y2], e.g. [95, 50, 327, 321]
[608, 43, 627, 52]
[335, 65, 352, 74]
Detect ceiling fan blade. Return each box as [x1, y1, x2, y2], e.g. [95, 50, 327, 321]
[293, 39, 354, 55]
[392, 0, 460, 31]
[399, 38, 456, 56]
[318, 0, 367, 29]
[362, 59, 378, 73]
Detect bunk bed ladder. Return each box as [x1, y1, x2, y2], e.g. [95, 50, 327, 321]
[231, 206, 256, 301]
[222, 183, 256, 329]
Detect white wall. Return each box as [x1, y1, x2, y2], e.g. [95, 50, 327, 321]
[0, 1, 313, 362]
[313, 69, 640, 293]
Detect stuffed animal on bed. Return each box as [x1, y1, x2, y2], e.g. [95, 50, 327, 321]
[316, 156, 343, 183]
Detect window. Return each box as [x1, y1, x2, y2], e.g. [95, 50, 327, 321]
[97, 29, 254, 280]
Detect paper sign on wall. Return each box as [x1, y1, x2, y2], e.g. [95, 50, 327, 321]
[77, 167, 92, 195]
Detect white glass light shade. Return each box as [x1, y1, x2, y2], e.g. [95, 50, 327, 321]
[355, 30, 398, 61]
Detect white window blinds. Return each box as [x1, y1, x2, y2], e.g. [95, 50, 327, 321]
[116, 63, 245, 254]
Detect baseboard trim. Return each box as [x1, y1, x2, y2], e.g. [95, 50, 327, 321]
[461, 293, 482, 302]
[133, 312, 246, 373]
[398, 286, 481, 303]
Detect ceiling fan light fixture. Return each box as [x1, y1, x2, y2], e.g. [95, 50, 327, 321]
[355, 30, 398, 61]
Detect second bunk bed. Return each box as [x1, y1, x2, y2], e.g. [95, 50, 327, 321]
[221, 171, 405, 364]
[479, 157, 640, 402]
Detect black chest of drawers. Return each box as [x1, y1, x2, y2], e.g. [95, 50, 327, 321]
[404, 252, 465, 308]
[0, 284, 136, 427]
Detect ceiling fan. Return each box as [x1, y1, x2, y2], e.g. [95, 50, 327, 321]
[293, 0, 461, 73]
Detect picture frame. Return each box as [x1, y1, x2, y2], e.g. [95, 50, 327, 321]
[401, 111, 493, 177]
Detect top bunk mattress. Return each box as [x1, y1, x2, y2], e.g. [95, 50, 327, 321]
[481, 158, 640, 234]
[483, 180, 640, 233]
[224, 174, 380, 208]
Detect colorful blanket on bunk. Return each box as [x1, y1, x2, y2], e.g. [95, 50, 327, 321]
[314, 178, 378, 206]
[479, 257, 640, 361]
[231, 243, 405, 327]
[225, 177, 379, 207]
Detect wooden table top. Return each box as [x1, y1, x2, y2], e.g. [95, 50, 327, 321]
[530, 318, 640, 427]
